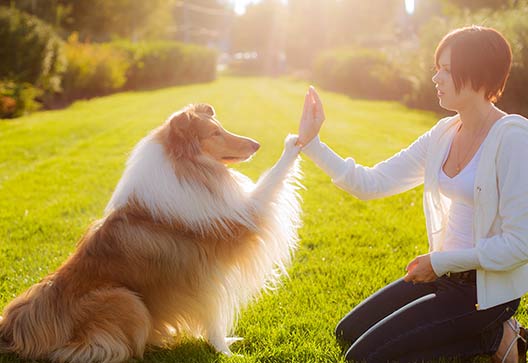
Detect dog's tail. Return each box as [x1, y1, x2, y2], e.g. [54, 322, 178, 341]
[0, 281, 75, 360]
[0, 316, 12, 354]
[0, 339, 10, 354]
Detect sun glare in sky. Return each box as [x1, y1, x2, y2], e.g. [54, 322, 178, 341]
[405, 0, 415, 14]
[232, 0, 259, 15]
[232, 0, 415, 16]
[232, 0, 287, 15]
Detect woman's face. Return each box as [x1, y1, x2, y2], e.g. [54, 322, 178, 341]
[432, 47, 480, 112]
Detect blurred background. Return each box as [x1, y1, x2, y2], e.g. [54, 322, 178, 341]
[1, 0, 527, 119]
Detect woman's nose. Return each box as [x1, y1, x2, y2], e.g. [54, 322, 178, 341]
[432, 71, 440, 84]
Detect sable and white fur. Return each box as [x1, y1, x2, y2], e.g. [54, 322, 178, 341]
[0, 104, 302, 363]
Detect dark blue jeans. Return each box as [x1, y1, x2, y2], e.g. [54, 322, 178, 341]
[336, 276, 519, 362]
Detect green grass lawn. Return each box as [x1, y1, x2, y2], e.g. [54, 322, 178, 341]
[0, 76, 525, 363]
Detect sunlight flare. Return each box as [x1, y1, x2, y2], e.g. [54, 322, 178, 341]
[405, 0, 415, 14]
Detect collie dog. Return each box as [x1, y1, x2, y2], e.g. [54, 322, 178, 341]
[0, 104, 302, 363]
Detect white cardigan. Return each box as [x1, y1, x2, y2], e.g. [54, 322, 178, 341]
[303, 114, 528, 310]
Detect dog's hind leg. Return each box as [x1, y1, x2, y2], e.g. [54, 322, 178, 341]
[50, 288, 152, 363]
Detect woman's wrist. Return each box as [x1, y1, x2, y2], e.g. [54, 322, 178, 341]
[300, 135, 321, 152]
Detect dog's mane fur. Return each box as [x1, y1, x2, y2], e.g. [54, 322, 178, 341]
[105, 130, 256, 238]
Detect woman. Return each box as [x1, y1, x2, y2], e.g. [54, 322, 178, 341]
[296, 26, 528, 362]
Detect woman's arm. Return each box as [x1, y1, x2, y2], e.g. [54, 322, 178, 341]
[303, 133, 429, 200]
[298, 87, 430, 200]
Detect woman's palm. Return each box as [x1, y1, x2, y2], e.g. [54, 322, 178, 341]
[298, 87, 325, 146]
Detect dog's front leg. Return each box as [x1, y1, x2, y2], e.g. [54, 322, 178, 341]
[250, 134, 301, 207]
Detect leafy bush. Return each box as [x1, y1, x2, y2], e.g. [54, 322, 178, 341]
[404, 5, 528, 116]
[112, 40, 217, 90]
[313, 48, 411, 101]
[0, 80, 42, 119]
[56, 34, 130, 103]
[491, 6, 528, 116]
[0, 6, 65, 93]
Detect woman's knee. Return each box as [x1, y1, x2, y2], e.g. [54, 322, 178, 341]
[335, 310, 362, 342]
[344, 339, 372, 362]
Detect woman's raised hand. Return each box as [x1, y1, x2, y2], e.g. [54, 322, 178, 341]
[297, 86, 325, 147]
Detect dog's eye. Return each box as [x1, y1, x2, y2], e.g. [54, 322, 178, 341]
[212, 130, 222, 137]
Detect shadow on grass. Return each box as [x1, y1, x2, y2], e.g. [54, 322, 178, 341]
[0, 340, 222, 363]
[333, 336, 490, 363]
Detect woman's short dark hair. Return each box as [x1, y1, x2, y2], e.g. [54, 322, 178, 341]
[435, 25, 512, 102]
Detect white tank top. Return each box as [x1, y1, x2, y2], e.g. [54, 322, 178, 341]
[438, 142, 483, 251]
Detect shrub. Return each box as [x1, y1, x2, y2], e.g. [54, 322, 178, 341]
[112, 40, 217, 90]
[404, 5, 528, 116]
[313, 47, 411, 101]
[0, 6, 65, 93]
[491, 6, 528, 116]
[0, 80, 42, 119]
[56, 34, 130, 103]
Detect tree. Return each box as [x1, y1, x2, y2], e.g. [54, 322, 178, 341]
[0, 0, 176, 41]
[231, 0, 287, 74]
[285, 0, 400, 69]
[171, 0, 234, 47]
[444, 0, 520, 11]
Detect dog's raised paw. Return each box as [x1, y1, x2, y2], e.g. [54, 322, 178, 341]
[284, 134, 301, 152]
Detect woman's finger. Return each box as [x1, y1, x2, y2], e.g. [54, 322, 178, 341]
[403, 271, 414, 283]
[310, 87, 325, 122]
[300, 91, 310, 121]
[406, 257, 418, 272]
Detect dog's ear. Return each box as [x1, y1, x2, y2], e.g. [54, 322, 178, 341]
[194, 103, 215, 117]
[166, 110, 200, 159]
[169, 110, 191, 133]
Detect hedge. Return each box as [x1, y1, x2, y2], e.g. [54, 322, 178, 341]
[112, 40, 217, 90]
[0, 6, 65, 93]
[313, 47, 411, 101]
[52, 34, 130, 105]
[404, 6, 528, 116]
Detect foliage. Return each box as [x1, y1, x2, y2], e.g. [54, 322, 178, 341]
[404, 4, 528, 116]
[171, 0, 233, 45]
[48, 38, 216, 106]
[64, 0, 171, 41]
[0, 6, 66, 92]
[112, 40, 217, 90]
[231, 0, 401, 72]
[0, 0, 175, 41]
[284, 0, 400, 70]
[0, 81, 42, 119]
[55, 34, 130, 104]
[489, 5, 528, 116]
[313, 47, 412, 101]
[443, 0, 520, 11]
[0, 0, 71, 30]
[230, 0, 286, 75]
